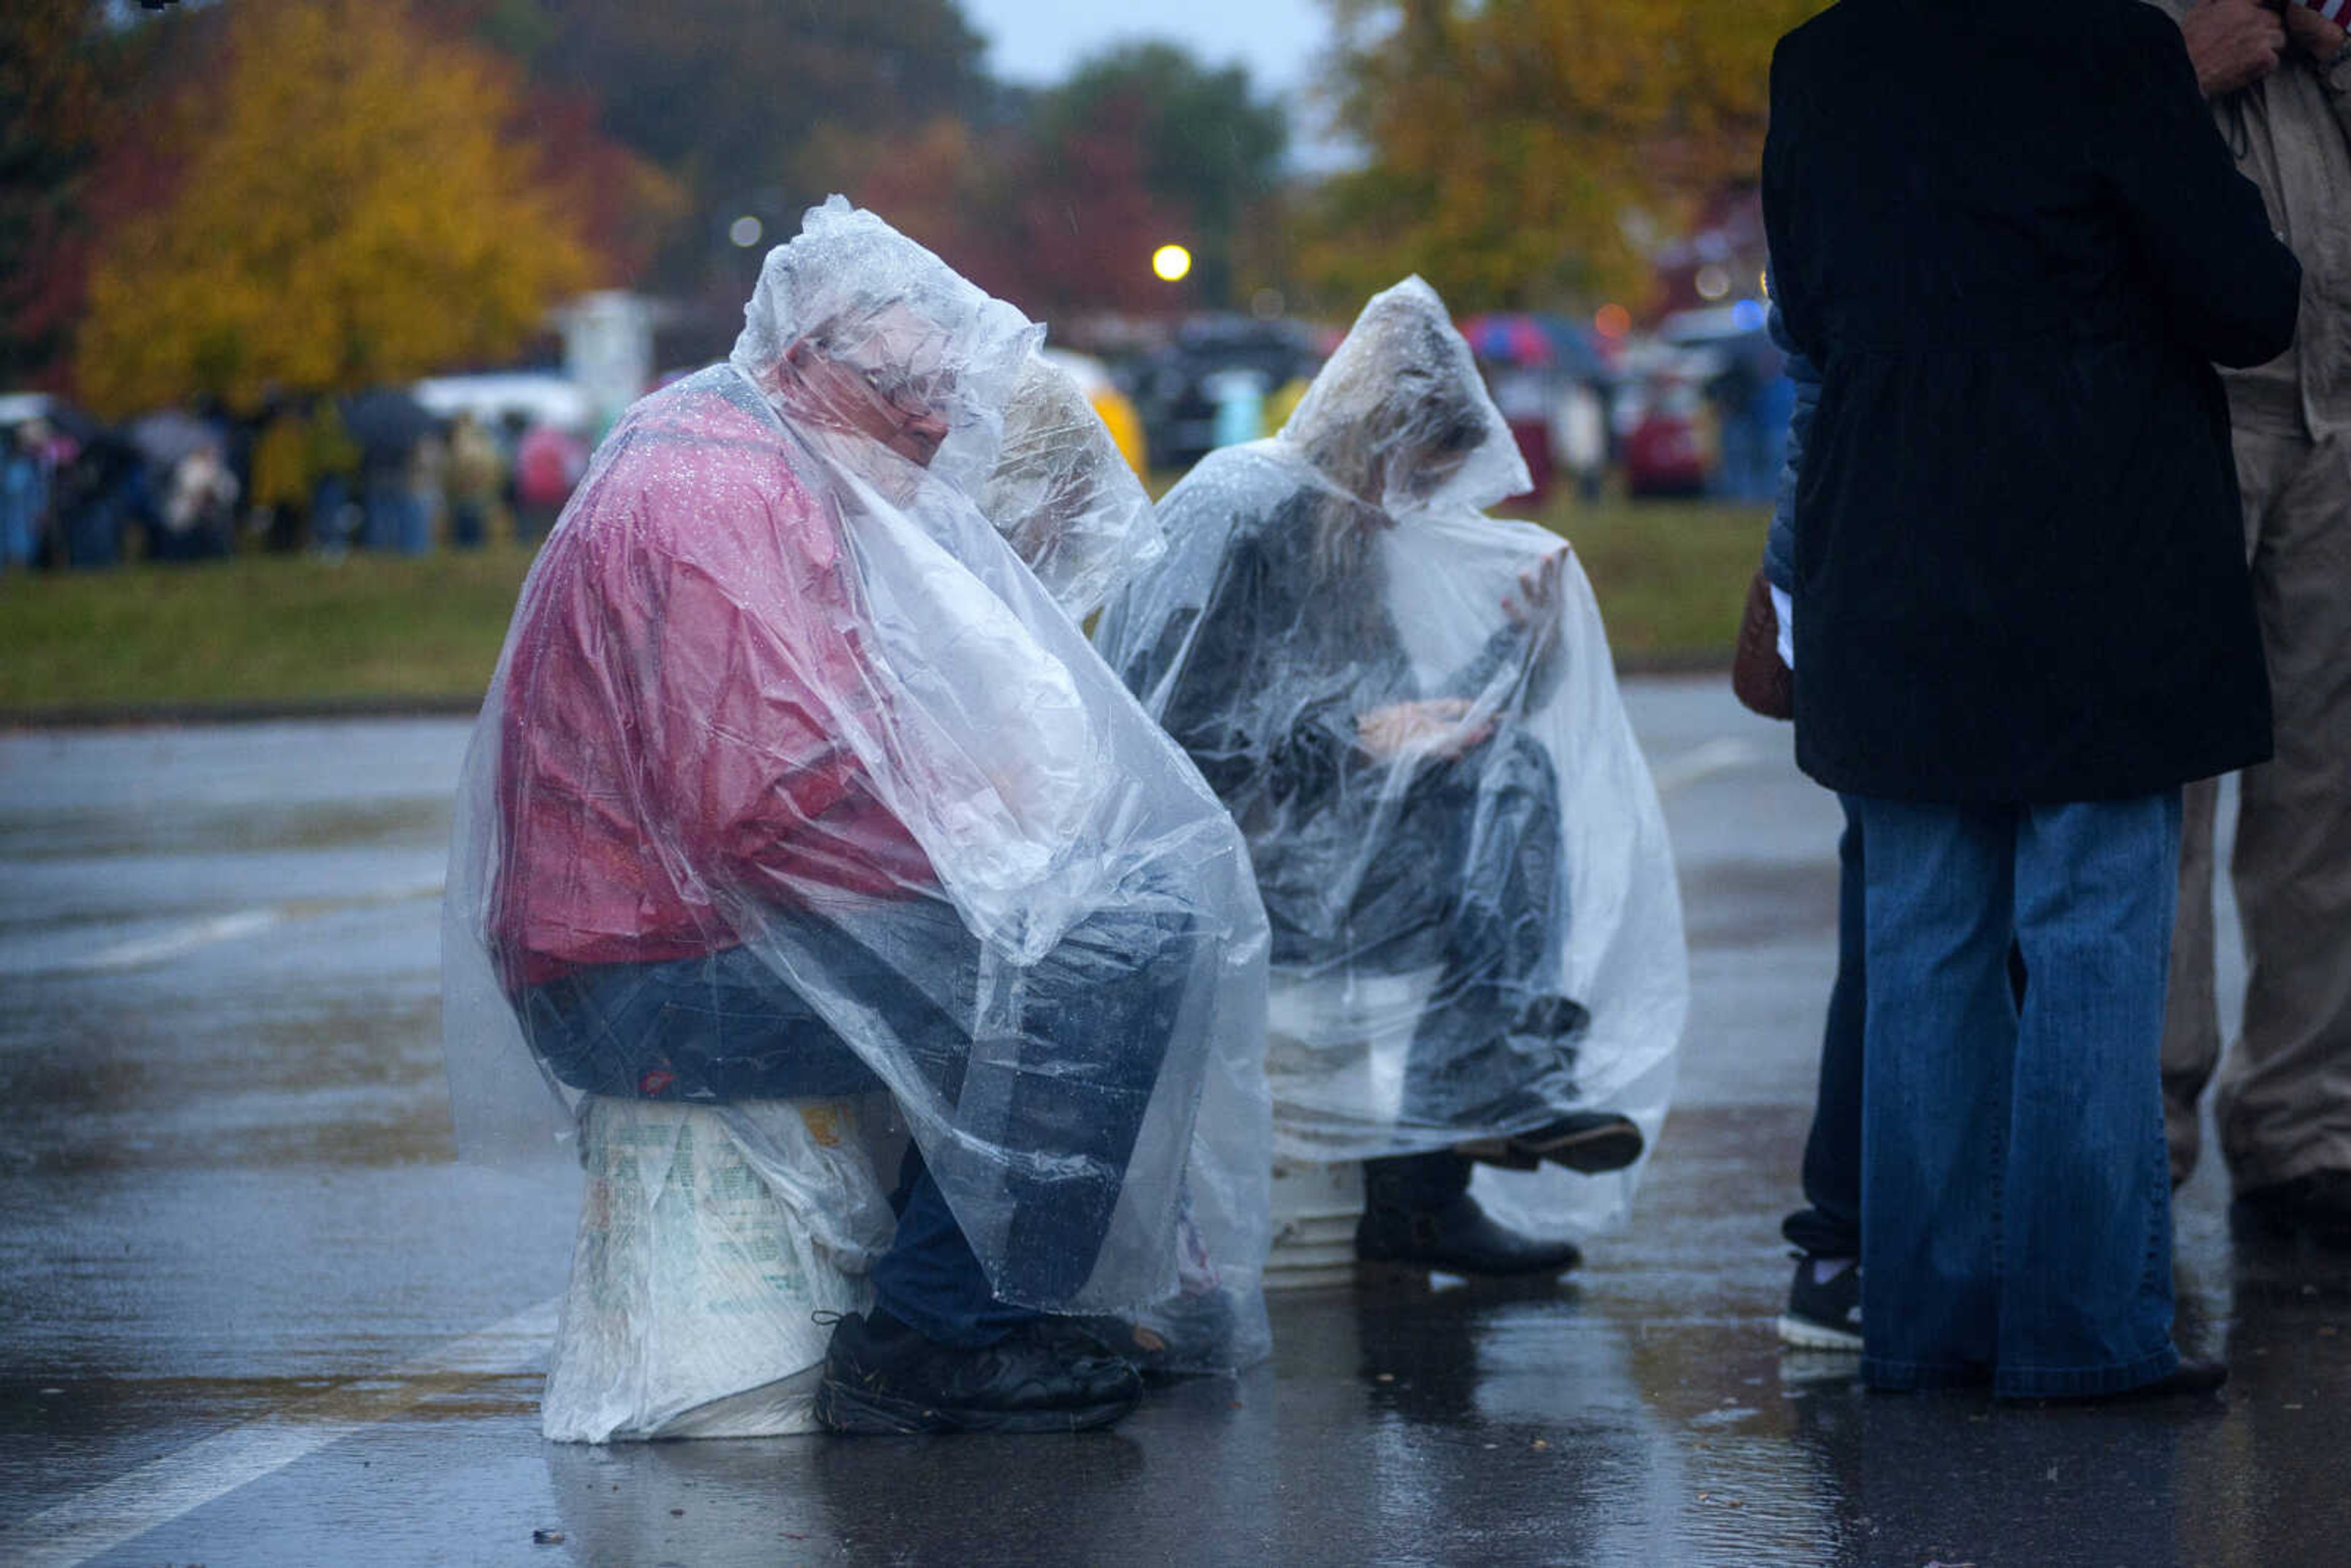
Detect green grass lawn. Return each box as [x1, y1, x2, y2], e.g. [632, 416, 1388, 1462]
[0, 544, 539, 713]
[1532, 493, 1764, 664]
[0, 496, 1764, 716]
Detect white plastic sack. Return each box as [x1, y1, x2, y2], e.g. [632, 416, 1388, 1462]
[541, 1096, 894, 1442]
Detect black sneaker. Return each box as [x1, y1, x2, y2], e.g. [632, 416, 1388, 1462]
[1776, 1255, 1862, 1352]
[1357, 1193, 1583, 1278]
[812, 1310, 1143, 1435]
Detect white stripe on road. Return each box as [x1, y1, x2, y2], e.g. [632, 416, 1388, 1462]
[77, 908, 283, 971]
[48, 880, 445, 977]
[4, 729, 1754, 1559]
[0, 1297, 558, 1568]
[1651, 737, 1758, 795]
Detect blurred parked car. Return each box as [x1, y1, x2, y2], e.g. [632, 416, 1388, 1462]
[1622, 372, 1717, 498]
[1126, 317, 1322, 469]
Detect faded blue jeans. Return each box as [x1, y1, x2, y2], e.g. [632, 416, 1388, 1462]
[517, 893, 1194, 1348]
[1854, 792, 2183, 1397]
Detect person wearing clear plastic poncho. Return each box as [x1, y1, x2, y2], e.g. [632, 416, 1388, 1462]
[1098, 277, 1685, 1278]
[441, 200, 1271, 1435]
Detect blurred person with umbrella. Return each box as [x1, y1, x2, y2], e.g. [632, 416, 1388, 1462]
[152, 435, 238, 562]
[248, 400, 312, 552]
[346, 385, 433, 553]
[443, 411, 504, 549]
[303, 397, 361, 555]
[1, 421, 53, 572]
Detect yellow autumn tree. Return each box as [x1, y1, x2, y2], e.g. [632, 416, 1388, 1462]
[76, 0, 596, 416]
[1302, 0, 1831, 312]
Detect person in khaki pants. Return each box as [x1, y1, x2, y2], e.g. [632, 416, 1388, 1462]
[2156, 0, 2351, 1235]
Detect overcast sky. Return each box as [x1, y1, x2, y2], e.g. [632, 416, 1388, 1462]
[958, 0, 1334, 94]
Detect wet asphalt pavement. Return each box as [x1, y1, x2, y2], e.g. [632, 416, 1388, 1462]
[4, 681, 2349, 1567]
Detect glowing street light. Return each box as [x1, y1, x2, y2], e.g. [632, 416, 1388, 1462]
[1152, 244, 1193, 283]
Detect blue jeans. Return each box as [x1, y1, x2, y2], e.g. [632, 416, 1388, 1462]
[518, 893, 1193, 1348]
[1854, 792, 2183, 1397]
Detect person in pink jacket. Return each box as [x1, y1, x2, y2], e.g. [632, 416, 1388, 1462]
[445, 200, 1271, 1434]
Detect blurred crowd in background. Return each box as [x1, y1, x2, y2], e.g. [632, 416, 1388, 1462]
[0, 304, 1790, 576]
[0, 0, 1818, 577]
[0, 385, 587, 571]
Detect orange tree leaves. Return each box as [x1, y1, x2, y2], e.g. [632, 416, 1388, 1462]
[75, 0, 608, 416]
[1303, 0, 1829, 313]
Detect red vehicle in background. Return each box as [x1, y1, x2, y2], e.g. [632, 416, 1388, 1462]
[1622, 373, 1715, 498]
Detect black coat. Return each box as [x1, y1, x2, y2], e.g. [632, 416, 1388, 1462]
[1762, 0, 2301, 803]
[1127, 478, 1542, 953]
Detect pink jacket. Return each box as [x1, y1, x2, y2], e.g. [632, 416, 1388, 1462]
[491, 381, 934, 989]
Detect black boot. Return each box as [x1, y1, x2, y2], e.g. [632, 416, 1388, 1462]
[1356, 1151, 1582, 1277]
[813, 1308, 1142, 1435]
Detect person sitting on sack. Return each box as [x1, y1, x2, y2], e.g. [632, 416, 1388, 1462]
[443, 199, 1272, 1435]
[1098, 277, 1685, 1279]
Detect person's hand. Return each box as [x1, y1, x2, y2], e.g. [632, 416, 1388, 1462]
[1502, 550, 1565, 629]
[2181, 0, 2286, 96]
[2284, 1, 2349, 63]
[1357, 698, 1494, 762]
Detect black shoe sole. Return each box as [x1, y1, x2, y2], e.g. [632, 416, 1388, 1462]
[1775, 1312, 1863, 1352]
[813, 1378, 1139, 1435]
[1453, 1135, 1542, 1172]
[1515, 1121, 1645, 1175]
[1354, 1247, 1582, 1280]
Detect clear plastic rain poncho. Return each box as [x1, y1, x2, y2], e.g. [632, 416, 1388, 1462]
[443, 199, 1271, 1367]
[1098, 277, 1685, 1236]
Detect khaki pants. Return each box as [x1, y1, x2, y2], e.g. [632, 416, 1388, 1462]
[2164, 427, 2351, 1191]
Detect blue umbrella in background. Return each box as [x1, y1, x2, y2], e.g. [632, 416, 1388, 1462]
[1457, 313, 1615, 383]
[1455, 312, 1554, 367]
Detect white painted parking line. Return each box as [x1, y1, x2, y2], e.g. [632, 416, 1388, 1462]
[48, 880, 446, 977]
[77, 909, 283, 971]
[1651, 737, 1759, 795]
[0, 1297, 557, 1568]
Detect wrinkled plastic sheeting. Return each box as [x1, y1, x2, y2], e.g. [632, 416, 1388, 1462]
[982, 352, 1166, 623]
[1098, 276, 1686, 1239]
[541, 1096, 894, 1442]
[444, 198, 1272, 1371]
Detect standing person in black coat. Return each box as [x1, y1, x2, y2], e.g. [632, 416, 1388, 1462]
[1763, 0, 2300, 1400]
